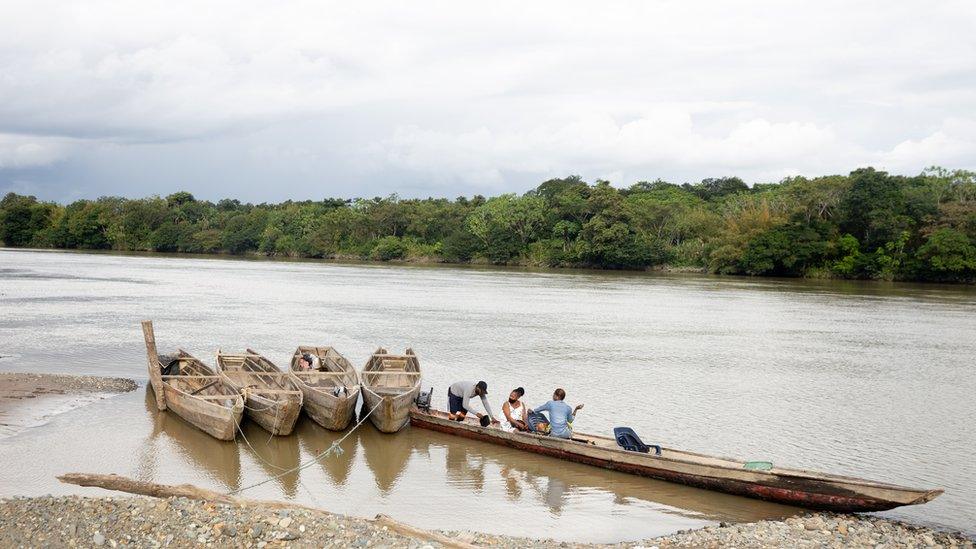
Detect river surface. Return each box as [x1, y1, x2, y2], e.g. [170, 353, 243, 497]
[0, 248, 973, 541]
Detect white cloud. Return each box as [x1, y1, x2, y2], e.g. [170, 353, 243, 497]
[0, 134, 76, 169]
[0, 0, 974, 198]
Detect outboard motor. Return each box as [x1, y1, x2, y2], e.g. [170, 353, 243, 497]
[415, 386, 433, 412]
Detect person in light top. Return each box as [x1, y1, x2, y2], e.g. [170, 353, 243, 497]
[501, 387, 528, 432]
[528, 388, 583, 439]
[448, 380, 499, 426]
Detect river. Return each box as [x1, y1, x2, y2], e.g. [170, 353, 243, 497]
[0, 248, 973, 541]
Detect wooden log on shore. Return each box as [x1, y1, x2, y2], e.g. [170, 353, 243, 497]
[57, 473, 476, 549]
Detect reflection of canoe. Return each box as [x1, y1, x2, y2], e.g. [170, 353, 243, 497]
[360, 348, 421, 433]
[141, 321, 243, 441]
[288, 346, 360, 431]
[239, 420, 301, 497]
[217, 349, 302, 436]
[143, 389, 242, 491]
[360, 426, 415, 493]
[295, 419, 359, 486]
[410, 408, 943, 513]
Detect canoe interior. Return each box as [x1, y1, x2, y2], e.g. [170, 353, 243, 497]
[361, 347, 421, 397]
[290, 346, 359, 390]
[158, 351, 241, 410]
[217, 349, 302, 403]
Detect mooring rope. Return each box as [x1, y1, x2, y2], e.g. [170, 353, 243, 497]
[227, 398, 384, 496]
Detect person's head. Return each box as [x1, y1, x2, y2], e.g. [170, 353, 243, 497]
[553, 388, 566, 401]
[509, 387, 524, 403]
[475, 380, 488, 396]
[299, 354, 312, 369]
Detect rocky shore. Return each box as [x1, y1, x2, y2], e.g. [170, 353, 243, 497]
[0, 495, 972, 548]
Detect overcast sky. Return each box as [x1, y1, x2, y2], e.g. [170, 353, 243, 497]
[1, 1, 975, 202]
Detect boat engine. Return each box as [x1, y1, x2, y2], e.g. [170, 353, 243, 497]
[415, 386, 433, 412]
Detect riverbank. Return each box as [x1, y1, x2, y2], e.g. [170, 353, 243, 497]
[0, 495, 971, 548]
[0, 372, 137, 439]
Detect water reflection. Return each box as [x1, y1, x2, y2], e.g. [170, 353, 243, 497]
[295, 419, 359, 487]
[141, 390, 242, 491]
[360, 425, 418, 494]
[239, 421, 301, 497]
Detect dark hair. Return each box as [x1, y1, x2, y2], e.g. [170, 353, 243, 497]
[553, 388, 566, 400]
[476, 381, 488, 393]
[513, 387, 524, 397]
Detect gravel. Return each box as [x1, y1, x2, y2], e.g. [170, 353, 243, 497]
[0, 496, 972, 548]
[0, 372, 138, 394]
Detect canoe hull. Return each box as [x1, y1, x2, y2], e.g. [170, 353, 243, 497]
[299, 385, 361, 431]
[409, 409, 942, 513]
[159, 382, 243, 441]
[364, 391, 417, 433]
[241, 392, 302, 436]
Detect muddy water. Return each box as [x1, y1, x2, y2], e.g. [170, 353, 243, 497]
[0, 249, 974, 540]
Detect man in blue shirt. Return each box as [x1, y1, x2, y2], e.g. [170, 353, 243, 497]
[529, 388, 584, 439]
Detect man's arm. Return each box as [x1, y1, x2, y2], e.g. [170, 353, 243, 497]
[479, 395, 497, 422]
[532, 401, 552, 414]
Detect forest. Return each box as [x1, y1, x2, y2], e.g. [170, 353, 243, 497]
[2, 167, 975, 283]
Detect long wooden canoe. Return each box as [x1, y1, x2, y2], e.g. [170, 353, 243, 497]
[216, 349, 303, 436]
[141, 321, 243, 441]
[409, 408, 943, 513]
[288, 346, 361, 431]
[360, 348, 421, 433]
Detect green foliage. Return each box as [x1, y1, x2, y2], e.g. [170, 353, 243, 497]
[915, 228, 976, 280]
[1, 166, 974, 283]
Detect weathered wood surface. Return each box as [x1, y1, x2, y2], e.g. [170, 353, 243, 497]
[217, 349, 302, 436]
[141, 320, 166, 411]
[360, 348, 421, 433]
[288, 346, 361, 431]
[142, 321, 243, 440]
[409, 408, 943, 513]
[58, 473, 476, 549]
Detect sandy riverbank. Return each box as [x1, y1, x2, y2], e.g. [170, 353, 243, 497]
[0, 372, 137, 439]
[0, 495, 972, 548]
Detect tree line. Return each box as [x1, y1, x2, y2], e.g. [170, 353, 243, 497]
[2, 166, 976, 282]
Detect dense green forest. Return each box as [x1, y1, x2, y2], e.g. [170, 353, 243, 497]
[3, 167, 976, 282]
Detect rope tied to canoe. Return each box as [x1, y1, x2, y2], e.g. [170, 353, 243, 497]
[227, 398, 384, 496]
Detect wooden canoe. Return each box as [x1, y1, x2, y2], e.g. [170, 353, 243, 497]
[409, 408, 944, 513]
[287, 346, 361, 431]
[141, 321, 243, 441]
[216, 348, 303, 436]
[360, 348, 421, 433]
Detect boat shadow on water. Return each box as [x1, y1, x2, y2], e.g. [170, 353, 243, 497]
[140, 389, 242, 492]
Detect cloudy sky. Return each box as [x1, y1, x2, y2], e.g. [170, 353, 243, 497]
[1, 1, 974, 202]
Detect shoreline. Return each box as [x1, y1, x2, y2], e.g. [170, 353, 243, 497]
[0, 495, 972, 548]
[0, 372, 137, 439]
[5, 246, 975, 289]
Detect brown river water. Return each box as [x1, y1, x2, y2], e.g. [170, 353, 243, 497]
[0, 248, 974, 541]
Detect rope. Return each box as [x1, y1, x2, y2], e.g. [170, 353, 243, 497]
[227, 398, 384, 496]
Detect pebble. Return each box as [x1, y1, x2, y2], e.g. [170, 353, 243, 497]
[0, 495, 973, 549]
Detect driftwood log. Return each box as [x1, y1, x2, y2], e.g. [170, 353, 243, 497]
[57, 473, 476, 549]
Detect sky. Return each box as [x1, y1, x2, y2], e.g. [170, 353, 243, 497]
[1, 1, 975, 203]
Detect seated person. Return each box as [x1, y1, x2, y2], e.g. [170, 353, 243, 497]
[297, 353, 318, 371]
[448, 380, 499, 425]
[528, 388, 583, 439]
[501, 387, 528, 432]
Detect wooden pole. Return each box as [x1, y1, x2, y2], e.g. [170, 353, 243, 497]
[141, 320, 166, 411]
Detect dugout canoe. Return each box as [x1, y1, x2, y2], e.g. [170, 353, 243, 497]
[360, 348, 421, 433]
[141, 320, 243, 441]
[288, 346, 361, 430]
[216, 348, 303, 436]
[408, 408, 943, 513]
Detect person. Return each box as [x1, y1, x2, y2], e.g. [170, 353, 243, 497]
[297, 353, 317, 371]
[501, 387, 528, 432]
[528, 388, 583, 439]
[448, 380, 499, 425]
